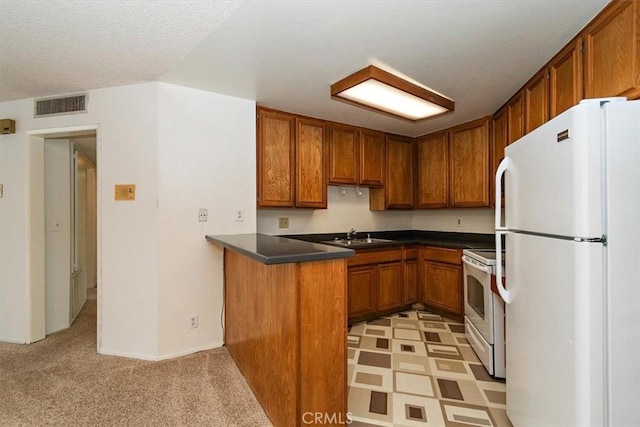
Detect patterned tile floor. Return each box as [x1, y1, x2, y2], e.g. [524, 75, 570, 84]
[347, 310, 512, 426]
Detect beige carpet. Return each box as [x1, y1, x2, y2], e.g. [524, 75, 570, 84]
[0, 293, 272, 426]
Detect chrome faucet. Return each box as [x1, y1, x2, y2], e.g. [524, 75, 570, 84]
[346, 228, 357, 240]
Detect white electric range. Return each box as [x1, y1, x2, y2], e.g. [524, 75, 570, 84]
[461, 249, 506, 378]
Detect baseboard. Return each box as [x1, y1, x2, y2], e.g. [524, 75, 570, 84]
[0, 336, 26, 344]
[98, 348, 160, 361]
[98, 341, 224, 361]
[156, 342, 224, 361]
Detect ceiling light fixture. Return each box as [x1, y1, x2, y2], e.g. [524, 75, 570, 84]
[330, 65, 454, 122]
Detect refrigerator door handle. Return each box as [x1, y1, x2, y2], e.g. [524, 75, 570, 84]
[495, 157, 511, 304]
[495, 157, 509, 231]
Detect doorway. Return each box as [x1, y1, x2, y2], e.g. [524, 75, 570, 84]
[27, 125, 100, 345]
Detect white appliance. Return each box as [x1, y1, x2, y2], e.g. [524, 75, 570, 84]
[462, 249, 505, 378]
[495, 98, 640, 427]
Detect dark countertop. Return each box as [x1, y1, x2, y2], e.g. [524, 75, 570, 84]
[282, 230, 496, 250]
[206, 233, 355, 265]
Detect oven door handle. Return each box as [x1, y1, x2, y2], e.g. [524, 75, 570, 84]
[462, 257, 491, 274]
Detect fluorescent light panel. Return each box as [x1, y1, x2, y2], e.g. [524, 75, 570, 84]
[331, 66, 454, 122]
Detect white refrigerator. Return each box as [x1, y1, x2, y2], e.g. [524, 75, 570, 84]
[494, 98, 639, 426]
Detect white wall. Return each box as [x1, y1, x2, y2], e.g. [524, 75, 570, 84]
[0, 129, 28, 342]
[0, 82, 257, 359]
[257, 186, 495, 235]
[412, 208, 494, 234]
[257, 186, 414, 235]
[28, 136, 46, 343]
[44, 139, 72, 334]
[156, 83, 256, 358]
[0, 83, 160, 357]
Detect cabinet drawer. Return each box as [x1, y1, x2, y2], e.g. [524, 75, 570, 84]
[347, 249, 403, 267]
[420, 247, 462, 265]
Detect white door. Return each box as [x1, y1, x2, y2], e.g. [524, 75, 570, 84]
[505, 232, 604, 427]
[504, 100, 604, 238]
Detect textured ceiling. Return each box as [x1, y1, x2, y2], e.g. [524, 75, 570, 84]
[0, 0, 244, 101]
[2, 0, 609, 136]
[161, 0, 609, 136]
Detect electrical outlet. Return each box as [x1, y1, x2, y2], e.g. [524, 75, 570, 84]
[456, 218, 463, 228]
[278, 217, 289, 229]
[198, 208, 208, 222]
[189, 314, 199, 329]
[234, 209, 245, 222]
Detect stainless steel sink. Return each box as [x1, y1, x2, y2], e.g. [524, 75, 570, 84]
[322, 238, 394, 247]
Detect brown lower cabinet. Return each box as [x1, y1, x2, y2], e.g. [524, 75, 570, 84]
[403, 247, 418, 305]
[348, 245, 454, 324]
[377, 262, 403, 311]
[347, 248, 415, 324]
[347, 265, 377, 319]
[418, 247, 463, 317]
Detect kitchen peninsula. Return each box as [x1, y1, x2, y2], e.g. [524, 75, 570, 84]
[206, 233, 354, 427]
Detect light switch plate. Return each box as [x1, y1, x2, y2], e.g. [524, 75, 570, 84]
[115, 184, 136, 201]
[278, 217, 289, 229]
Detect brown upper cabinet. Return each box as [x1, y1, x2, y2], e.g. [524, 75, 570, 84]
[507, 90, 525, 144]
[256, 108, 296, 208]
[328, 124, 360, 185]
[524, 68, 549, 133]
[371, 134, 414, 210]
[492, 107, 508, 207]
[496, 0, 638, 150]
[549, 37, 584, 118]
[328, 125, 385, 187]
[416, 117, 491, 209]
[416, 130, 449, 208]
[256, 107, 328, 209]
[359, 129, 386, 187]
[449, 117, 491, 208]
[584, 0, 640, 100]
[295, 117, 328, 208]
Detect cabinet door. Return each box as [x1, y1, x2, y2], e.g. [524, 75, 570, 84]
[416, 131, 449, 208]
[449, 117, 490, 208]
[421, 260, 463, 316]
[492, 107, 508, 208]
[404, 259, 417, 305]
[524, 68, 549, 134]
[347, 266, 377, 319]
[377, 262, 403, 312]
[359, 129, 385, 187]
[295, 118, 327, 208]
[549, 38, 583, 119]
[385, 135, 414, 209]
[507, 91, 525, 144]
[328, 124, 359, 185]
[584, 0, 640, 100]
[257, 108, 295, 207]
